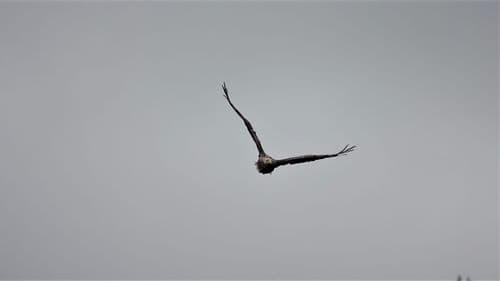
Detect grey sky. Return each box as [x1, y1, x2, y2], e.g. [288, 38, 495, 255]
[0, 1, 498, 280]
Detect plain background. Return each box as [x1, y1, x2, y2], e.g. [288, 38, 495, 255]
[0, 1, 498, 280]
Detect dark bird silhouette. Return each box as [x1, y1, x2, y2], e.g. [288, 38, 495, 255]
[457, 275, 473, 281]
[222, 82, 356, 174]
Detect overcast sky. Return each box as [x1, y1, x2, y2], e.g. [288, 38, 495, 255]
[0, 1, 498, 280]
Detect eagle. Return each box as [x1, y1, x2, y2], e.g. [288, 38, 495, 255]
[222, 82, 356, 174]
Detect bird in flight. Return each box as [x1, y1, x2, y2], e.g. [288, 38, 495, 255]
[222, 82, 356, 174]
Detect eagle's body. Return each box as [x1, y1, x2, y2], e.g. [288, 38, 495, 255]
[222, 82, 356, 174]
[256, 155, 276, 174]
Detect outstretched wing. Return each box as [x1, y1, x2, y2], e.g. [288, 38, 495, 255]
[222, 82, 266, 156]
[275, 144, 356, 167]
